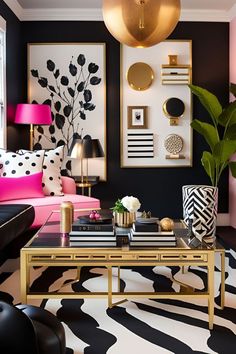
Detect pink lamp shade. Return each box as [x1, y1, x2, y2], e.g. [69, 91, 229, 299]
[15, 103, 52, 125]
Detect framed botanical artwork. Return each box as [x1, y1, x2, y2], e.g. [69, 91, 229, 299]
[28, 43, 107, 181]
[128, 106, 147, 129]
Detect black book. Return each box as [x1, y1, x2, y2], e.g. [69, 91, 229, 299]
[116, 235, 129, 247]
[69, 230, 114, 236]
[133, 221, 159, 232]
[71, 220, 114, 232]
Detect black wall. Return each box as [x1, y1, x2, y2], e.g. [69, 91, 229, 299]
[0, 1, 27, 150]
[1, 8, 230, 217]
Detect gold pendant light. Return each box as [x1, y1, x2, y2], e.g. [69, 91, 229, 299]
[102, 0, 181, 48]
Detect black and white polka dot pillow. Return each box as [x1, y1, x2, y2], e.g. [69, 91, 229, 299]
[42, 146, 64, 196]
[18, 146, 64, 196]
[0, 149, 44, 177]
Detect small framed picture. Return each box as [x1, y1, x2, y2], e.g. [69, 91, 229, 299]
[128, 106, 147, 129]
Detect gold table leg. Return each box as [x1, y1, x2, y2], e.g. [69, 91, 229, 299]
[220, 251, 225, 309]
[59, 265, 82, 291]
[118, 266, 121, 292]
[108, 266, 113, 308]
[20, 251, 29, 304]
[107, 266, 127, 308]
[208, 251, 215, 330]
[76, 266, 81, 280]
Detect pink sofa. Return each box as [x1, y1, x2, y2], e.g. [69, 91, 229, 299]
[0, 176, 100, 228]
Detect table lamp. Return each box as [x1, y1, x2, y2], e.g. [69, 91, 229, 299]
[15, 103, 52, 149]
[68, 136, 104, 184]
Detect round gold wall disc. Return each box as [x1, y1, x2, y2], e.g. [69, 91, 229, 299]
[127, 62, 154, 91]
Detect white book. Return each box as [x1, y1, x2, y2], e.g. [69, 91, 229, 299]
[131, 229, 174, 235]
[69, 236, 116, 241]
[131, 236, 176, 241]
[69, 230, 114, 235]
[130, 241, 176, 246]
[70, 241, 117, 247]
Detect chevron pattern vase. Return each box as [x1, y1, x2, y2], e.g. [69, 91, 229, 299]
[182, 185, 218, 241]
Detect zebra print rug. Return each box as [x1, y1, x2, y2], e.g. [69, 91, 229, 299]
[0, 247, 236, 354]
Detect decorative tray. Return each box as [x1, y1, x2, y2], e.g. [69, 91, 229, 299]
[78, 215, 113, 224]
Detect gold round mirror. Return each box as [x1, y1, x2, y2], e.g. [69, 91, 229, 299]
[127, 62, 154, 91]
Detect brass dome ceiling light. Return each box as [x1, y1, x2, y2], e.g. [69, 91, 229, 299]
[102, 0, 181, 48]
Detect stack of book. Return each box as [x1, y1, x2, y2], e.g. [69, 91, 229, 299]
[129, 221, 177, 247]
[69, 217, 116, 247]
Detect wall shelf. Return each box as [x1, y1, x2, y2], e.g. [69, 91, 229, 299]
[161, 64, 191, 85]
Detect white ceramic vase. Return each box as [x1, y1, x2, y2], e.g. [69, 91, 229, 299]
[182, 185, 218, 242]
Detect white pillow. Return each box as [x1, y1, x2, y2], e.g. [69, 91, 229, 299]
[18, 146, 64, 196]
[0, 149, 44, 177]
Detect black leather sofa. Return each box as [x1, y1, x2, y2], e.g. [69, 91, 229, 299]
[0, 204, 35, 251]
[0, 301, 66, 354]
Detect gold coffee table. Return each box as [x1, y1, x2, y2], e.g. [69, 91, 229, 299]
[20, 212, 225, 330]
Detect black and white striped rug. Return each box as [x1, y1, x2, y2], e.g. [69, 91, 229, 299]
[0, 247, 236, 354]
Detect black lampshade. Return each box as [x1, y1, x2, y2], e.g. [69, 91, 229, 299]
[68, 139, 82, 158]
[68, 137, 104, 159]
[91, 139, 104, 158]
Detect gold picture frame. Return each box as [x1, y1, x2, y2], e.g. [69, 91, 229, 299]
[128, 106, 147, 129]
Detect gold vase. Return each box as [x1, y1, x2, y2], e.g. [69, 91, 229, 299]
[60, 201, 74, 234]
[114, 211, 136, 228]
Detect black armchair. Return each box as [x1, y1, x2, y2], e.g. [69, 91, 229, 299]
[0, 301, 66, 354]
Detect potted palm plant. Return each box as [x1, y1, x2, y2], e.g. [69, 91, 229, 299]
[183, 84, 236, 241]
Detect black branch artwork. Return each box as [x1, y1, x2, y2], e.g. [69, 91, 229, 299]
[30, 53, 102, 175]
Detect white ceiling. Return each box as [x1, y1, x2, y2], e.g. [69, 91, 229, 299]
[3, 0, 236, 21]
[17, 0, 102, 10]
[16, 0, 236, 11]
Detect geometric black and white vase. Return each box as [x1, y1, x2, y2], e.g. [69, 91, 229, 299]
[182, 185, 218, 242]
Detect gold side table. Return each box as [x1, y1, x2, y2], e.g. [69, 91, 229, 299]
[76, 182, 92, 197]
